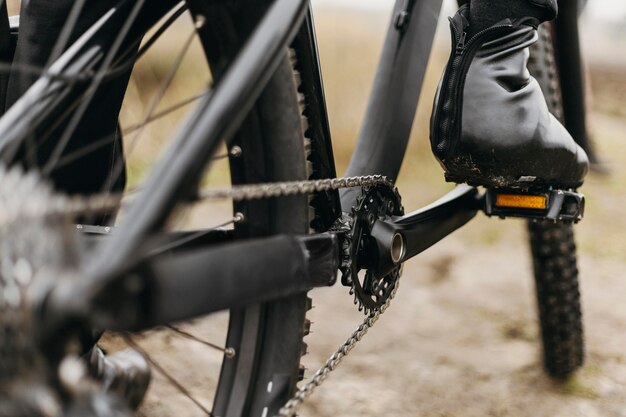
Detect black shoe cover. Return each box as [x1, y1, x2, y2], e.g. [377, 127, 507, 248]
[430, 5, 588, 189]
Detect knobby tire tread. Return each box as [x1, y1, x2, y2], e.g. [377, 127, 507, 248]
[212, 53, 314, 416]
[526, 23, 584, 379]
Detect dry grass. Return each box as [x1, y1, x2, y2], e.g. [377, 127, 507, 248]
[113, 4, 626, 256]
[312, 6, 455, 205]
[119, 5, 456, 210]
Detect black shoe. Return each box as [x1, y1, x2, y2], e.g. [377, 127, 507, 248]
[88, 347, 151, 410]
[430, 4, 588, 190]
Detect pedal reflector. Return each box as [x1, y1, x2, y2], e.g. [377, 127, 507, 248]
[484, 188, 585, 222]
[495, 193, 547, 210]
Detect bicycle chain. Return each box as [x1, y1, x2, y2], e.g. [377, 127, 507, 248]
[196, 174, 394, 201]
[0, 174, 392, 224]
[190, 175, 400, 417]
[0, 169, 399, 417]
[277, 280, 399, 417]
[141, 174, 401, 416]
[197, 174, 401, 417]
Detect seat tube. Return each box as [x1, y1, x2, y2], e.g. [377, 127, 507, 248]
[340, 0, 443, 210]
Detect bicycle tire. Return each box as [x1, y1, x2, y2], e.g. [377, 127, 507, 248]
[212, 53, 313, 416]
[526, 24, 584, 379]
[140, 8, 315, 412]
[1, 3, 315, 415]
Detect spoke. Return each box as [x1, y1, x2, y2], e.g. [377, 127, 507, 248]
[0, 3, 192, 127]
[48, 91, 210, 171]
[105, 2, 189, 82]
[24, 87, 97, 166]
[124, 16, 206, 154]
[94, 15, 206, 206]
[113, 2, 188, 70]
[20, 2, 193, 165]
[121, 91, 209, 134]
[0, 61, 93, 81]
[122, 334, 214, 417]
[166, 325, 236, 358]
[148, 215, 242, 256]
[43, 0, 148, 175]
[46, 0, 87, 67]
[50, 132, 120, 170]
[12, 88, 84, 170]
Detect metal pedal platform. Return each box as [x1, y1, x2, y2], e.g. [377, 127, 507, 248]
[484, 188, 585, 222]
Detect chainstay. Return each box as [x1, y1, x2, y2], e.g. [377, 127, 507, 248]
[277, 280, 400, 417]
[0, 169, 399, 415]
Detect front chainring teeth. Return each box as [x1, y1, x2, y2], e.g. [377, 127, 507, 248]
[333, 213, 354, 287]
[339, 184, 404, 315]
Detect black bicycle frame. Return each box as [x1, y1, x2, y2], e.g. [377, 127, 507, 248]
[42, 0, 342, 329]
[553, 1, 597, 163]
[0, 0, 589, 334]
[341, 0, 443, 208]
[1, 0, 477, 332]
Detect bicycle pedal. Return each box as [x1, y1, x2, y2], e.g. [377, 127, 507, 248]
[484, 188, 585, 222]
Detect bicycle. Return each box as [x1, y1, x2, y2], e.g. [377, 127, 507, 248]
[0, 0, 594, 416]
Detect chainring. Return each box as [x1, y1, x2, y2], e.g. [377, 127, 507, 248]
[340, 184, 404, 314]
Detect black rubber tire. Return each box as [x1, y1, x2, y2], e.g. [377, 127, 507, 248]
[2, 2, 313, 415]
[169, 3, 315, 413]
[527, 220, 584, 378]
[527, 24, 584, 379]
[210, 55, 312, 416]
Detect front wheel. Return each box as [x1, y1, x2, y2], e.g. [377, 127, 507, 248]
[527, 23, 584, 378]
[528, 221, 584, 378]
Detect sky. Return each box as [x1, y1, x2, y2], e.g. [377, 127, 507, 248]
[314, 0, 626, 22]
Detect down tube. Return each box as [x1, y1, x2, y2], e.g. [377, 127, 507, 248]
[340, 0, 443, 209]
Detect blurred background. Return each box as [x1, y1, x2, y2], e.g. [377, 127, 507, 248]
[295, 2, 626, 416]
[6, 0, 626, 415]
[106, 1, 626, 416]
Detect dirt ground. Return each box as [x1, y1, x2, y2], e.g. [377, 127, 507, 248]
[100, 4, 626, 417]
[99, 112, 626, 417]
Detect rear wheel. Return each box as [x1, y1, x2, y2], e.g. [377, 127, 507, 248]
[2, 2, 315, 415]
[526, 24, 584, 379]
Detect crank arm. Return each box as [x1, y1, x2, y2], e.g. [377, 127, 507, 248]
[367, 185, 481, 278]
